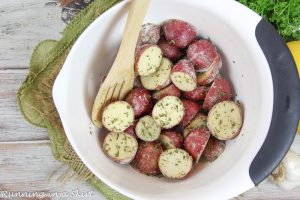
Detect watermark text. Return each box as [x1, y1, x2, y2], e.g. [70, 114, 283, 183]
[0, 189, 94, 199]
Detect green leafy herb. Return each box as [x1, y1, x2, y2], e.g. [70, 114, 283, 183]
[239, 0, 300, 41]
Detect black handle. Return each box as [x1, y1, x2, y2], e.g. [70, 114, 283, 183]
[249, 19, 300, 185]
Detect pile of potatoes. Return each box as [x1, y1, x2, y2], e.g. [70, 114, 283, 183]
[100, 19, 243, 179]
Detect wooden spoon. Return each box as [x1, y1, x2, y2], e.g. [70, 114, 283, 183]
[92, 0, 150, 128]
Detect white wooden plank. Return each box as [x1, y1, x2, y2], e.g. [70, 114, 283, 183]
[0, 140, 105, 200]
[0, 139, 299, 199]
[0, 0, 65, 68]
[236, 181, 300, 200]
[0, 69, 48, 141]
[0, 0, 299, 198]
[235, 135, 300, 199]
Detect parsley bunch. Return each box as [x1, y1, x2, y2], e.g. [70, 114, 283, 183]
[239, 0, 300, 41]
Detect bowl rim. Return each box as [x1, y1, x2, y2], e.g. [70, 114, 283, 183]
[53, 0, 300, 199]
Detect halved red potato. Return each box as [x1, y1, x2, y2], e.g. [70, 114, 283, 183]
[158, 38, 182, 62]
[137, 23, 161, 46]
[141, 58, 172, 90]
[102, 101, 134, 132]
[183, 113, 207, 137]
[170, 59, 197, 92]
[162, 19, 197, 48]
[187, 40, 222, 72]
[126, 87, 153, 117]
[152, 84, 181, 100]
[203, 137, 226, 162]
[103, 132, 138, 164]
[124, 122, 138, 139]
[196, 55, 222, 85]
[184, 127, 210, 162]
[180, 100, 201, 127]
[135, 44, 163, 76]
[152, 96, 185, 129]
[136, 115, 161, 142]
[160, 131, 183, 149]
[203, 75, 232, 110]
[207, 101, 243, 140]
[158, 148, 193, 179]
[183, 86, 209, 101]
[132, 141, 163, 175]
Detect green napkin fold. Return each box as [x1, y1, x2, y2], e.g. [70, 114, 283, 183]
[17, 0, 130, 199]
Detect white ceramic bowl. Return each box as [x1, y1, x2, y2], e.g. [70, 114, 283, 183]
[53, 0, 300, 199]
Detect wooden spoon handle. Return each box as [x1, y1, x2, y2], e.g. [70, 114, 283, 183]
[113, 0, 150, 69]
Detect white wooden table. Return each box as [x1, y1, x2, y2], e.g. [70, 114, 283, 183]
[0, 1, 299, 199]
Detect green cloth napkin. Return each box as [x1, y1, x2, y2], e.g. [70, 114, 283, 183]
[17, 0, 130, 199]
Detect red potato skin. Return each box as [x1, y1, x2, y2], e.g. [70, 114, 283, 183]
[172, 59, 197, 82]
[184, 128, 210, 162]
[203, 137, 226, 162]
[187, 40, 221, 72]
[124, 122, 138, 139]
[152, 84, 181, 100]
[134, 44, 155, 74]
[196, 55, 222, 86]
[132, 141, 163, 175]
[137, 23, 161, 46]
[183, 86, 209, 101]
[126, 87, 153, 117]
[162, 19, 197, 48]
[180, 100, 201, 127]
[158, 38, 182, 62]
[203, 76, 232, 111]
[161, 131, 184, 148]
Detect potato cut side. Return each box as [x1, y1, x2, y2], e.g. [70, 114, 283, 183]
[160, 134, 176, 149]
[136, 45, 163, 76]
[183, 114, 207, 137]
[171, 72, 197, 92]
[158, 148, 193, 179]
[160, 131, 183, 150]
[207, 101, 243, 140]
[170, 59, 197, 92]
[203, 137, 226, 162]
[102, 101, 134, 132]
[141, 58, 172, 90]
[103, 132, 138, 164]
[196, 55, 221, 86]
[135, 115, 161, 142]
[152, 96, 184, 129]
